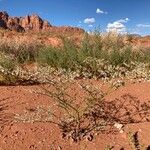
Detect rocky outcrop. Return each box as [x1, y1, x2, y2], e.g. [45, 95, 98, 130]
[19, 16, 30, 30]
[0, 11, 9, 22]
[29, 14, 43, 30]
[0, 11, 84, 33]
[7, 17, 25, 32]
[0, 11, 52, 32]
[0, 11, 8, 29]
[19, 14, 52, 31]
[43, 20, 51, 30]
[0, 20, 7, 29]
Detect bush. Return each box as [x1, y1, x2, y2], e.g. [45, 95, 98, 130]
[0, 31, 150, 83]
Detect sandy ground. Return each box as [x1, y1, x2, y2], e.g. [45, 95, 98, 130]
[0, 80, 150, 150]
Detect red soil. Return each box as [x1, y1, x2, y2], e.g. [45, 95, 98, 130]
[0, 81, 150, 150]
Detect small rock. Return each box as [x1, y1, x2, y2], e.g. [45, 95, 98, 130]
[114, 123, 123, 131]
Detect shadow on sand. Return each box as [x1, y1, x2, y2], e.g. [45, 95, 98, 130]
[0, 97, 13, 132]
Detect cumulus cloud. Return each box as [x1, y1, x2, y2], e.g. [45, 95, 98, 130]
[96, 8, 107, 14]
[84, 18, 95, 24]
[106, 18, 129, 33]
[107, 22, 126, 33]
[136, 24, 150, 28]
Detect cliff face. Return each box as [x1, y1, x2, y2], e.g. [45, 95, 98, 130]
[0, 11, 52, 32]
[0, 11, 84, 33]
[19, 14, 52, 31]
[0, 11, 8, 29]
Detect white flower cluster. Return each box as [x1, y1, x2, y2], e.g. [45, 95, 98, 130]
[0, 58, 149, 85]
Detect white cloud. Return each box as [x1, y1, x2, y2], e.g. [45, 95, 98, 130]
[136, 24, 150, 28]
[107, 22, 126, 33]
[116, 18, 129, 23]
[106, 18, 129, 33]
[84, 18, 95, 24]
[88, 24, 93, 28]
[96, 8, 107, 14]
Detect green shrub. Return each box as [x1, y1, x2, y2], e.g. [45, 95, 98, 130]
[0, 53, 16, 71]
[0, 31, 150, 81]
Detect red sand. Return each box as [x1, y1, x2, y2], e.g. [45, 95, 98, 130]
[0, 81, 150, 150]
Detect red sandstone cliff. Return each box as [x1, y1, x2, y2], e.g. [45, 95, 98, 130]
[0, 11, 84, 34]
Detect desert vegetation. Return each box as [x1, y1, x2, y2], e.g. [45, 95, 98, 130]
[15, 79, 150, 142]
[0, 29, 150, 150]
[0, 30, 150, 85]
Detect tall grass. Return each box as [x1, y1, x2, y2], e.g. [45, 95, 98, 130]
[37, 32, 150, 71]
[0, 31, 150, 75]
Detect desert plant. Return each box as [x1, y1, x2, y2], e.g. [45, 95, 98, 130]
[0, 30, 150, 84]
[14, 77, 150, 142]
[127, 131, 150, 150]
[34, 79, 150, 142]
[15, 78, 109, 142]
[0, 53, 16, 71]
[106, 131, 150, 150]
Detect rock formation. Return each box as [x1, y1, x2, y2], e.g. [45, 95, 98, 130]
[0, 11, 8, 29]
[0, 11, 52, 32]
[0, 11, 84, 33]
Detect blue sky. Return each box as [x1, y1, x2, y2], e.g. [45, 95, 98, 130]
[0, 0, 150, 35]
